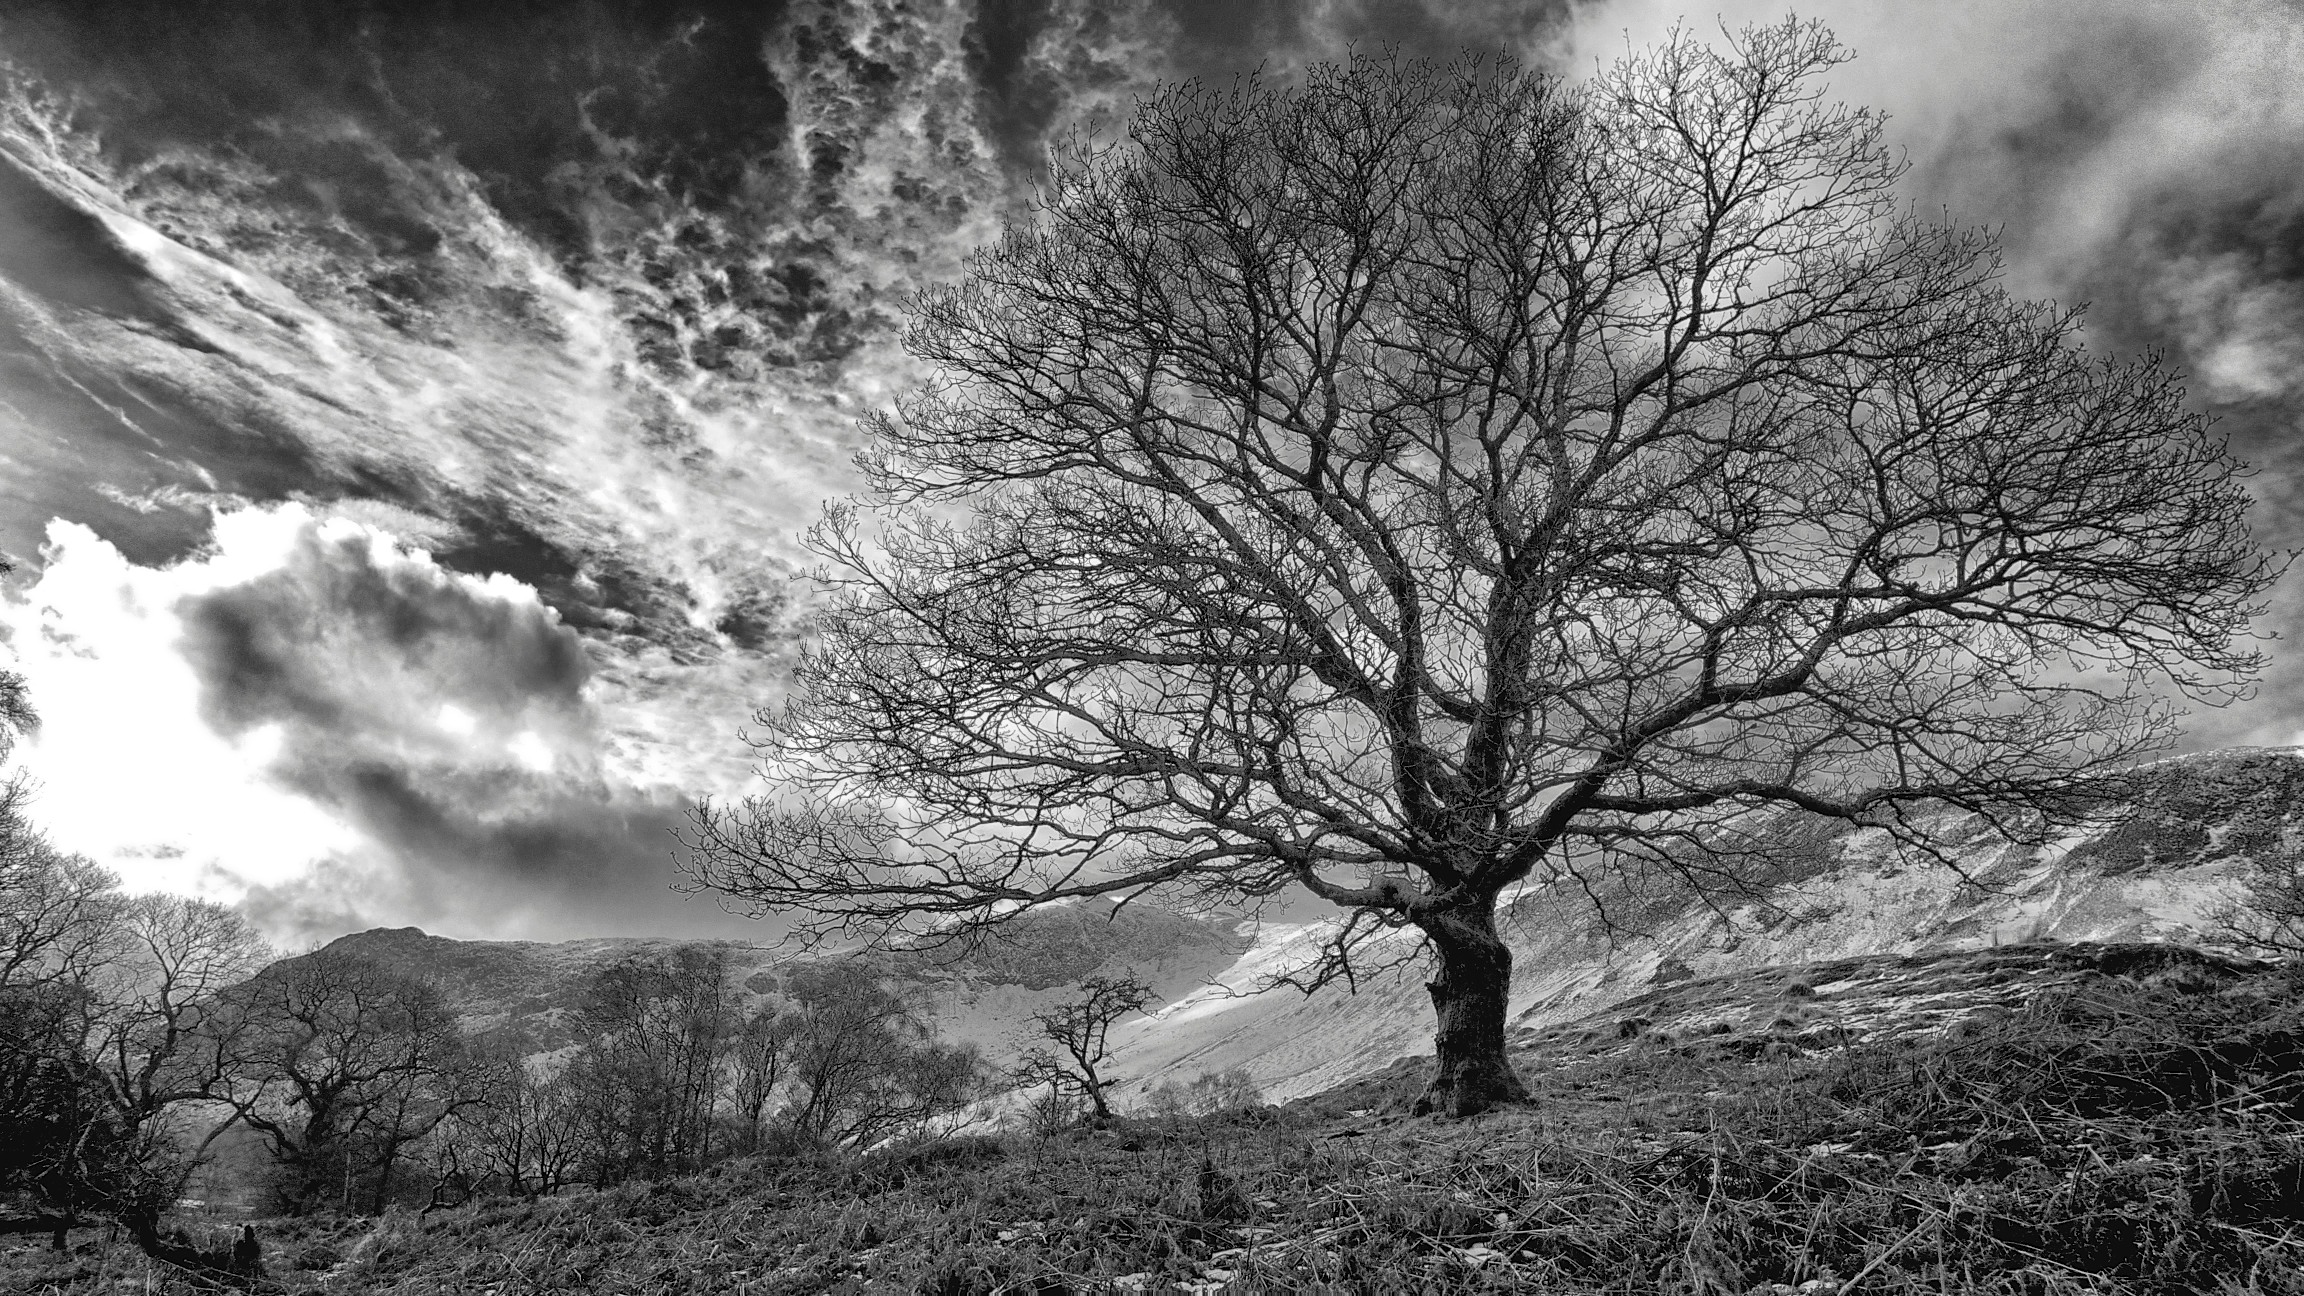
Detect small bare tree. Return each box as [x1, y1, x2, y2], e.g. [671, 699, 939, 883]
[81, 896, 271, 1165]
[0, 679, 267, 1245]
[2220, 844, 2304, 958]
[1010, 973, 1152, 1125]
[685, 26, 2279, 1115]
[1142, 1068, 1262, 1120]
[446, 1039, 586, 1198]
[565, 948, 732, 1182]
[727, 1006, 791, 1154]
[777, 965, 982, 1146]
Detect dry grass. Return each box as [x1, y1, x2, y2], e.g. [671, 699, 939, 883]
[5, 952, 2299, 1294]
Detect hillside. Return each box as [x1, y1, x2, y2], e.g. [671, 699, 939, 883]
[1094, 746, 2298, 1105]
[246, 746, 2298, 1113]
[11, 938, 2298, 1293]
[309, 899, 1252, 1067]
[247, 747, 2304, 1110]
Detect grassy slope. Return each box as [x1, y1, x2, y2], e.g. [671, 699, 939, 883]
[1099, 750, 2304, 1111]
[7, 941, 2301, 1295]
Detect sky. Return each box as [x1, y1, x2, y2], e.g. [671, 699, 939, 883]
[2, 0, 2303, 945]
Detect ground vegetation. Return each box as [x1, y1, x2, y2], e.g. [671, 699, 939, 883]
[8, 941, 2295, 1293]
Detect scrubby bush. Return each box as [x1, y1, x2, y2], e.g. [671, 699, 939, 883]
[1138, 1067, 1262, 1119]
[2223, 841, 2304, 957]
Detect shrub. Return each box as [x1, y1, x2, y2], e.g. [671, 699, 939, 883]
[1137, 1068, 1262, 1119]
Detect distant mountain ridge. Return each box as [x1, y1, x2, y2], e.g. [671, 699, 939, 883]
[307, 899, 1253, 1063]
[283, 747, 2298, 1103]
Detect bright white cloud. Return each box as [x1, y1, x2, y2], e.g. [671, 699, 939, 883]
[0, 508, 360, 897]
[0, 499, 779, 942]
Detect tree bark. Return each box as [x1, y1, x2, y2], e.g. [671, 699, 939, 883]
[1081, 1062, 1112, 1125]
[1412, 904, 1530, 1118]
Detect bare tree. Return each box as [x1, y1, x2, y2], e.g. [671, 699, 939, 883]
[1142, 1068, 1262, 1120]
[0, 847, 116, 998]
[726, 1006, 791, 1154]
[565, 948, 733, 1182]
[0, 685, 153, 1242]
[1010, 973, 1152, 1124]
[777, 964, 983, 1146]
[219, 948, 470, 1214]
[2219, 844, 2304, 958]
[0, 725, 265, 1245]
[0, 960, 126, 1246]
[684, 26, 2279, 1115]
[0, 579, 34, 872]
[79, 897, 271, 1184]
[438, 1039, 586, 1199]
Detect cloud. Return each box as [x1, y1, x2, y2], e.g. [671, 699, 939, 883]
[178, 518, 595, 761]
[170, 508, 770, 942]
[1559, 2, 2304, 436]
[13, 0, 2304, 950]
[0, 510, 364, 898]
[1155, 0, 1573, 75]
[231, 777, 750, 951]
[1, 503, 763, 944]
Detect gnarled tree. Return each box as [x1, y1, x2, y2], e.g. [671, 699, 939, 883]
[1011, 972, 1152, 1125]
[219, 948, 470, 1213]
[685, 25, 2278, 1116]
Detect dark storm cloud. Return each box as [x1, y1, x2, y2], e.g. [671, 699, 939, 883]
[422, 510, 712, 644]
[1907, 14, 2304, 429]
[963, 0, 1062, 172]
[180, 523, 591, 736]
[0, 130, 353, 571]
[231, 765, 749, 944]
[169, 518, 732, 938]
[959, 0, 1576, 176]
[1863, 1, 2304, 747]
[0, 144, 162, 319]
[0, 336, 260, 571]
[0, 0, 959, 654]
[1158, 0, 1574, 73]
[0, 0, 793, 260]
[0, 304, 351, 578]
[1903, 18, 2203, 244]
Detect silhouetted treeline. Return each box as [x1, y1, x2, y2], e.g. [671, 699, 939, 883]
[4, 870, 993, 1223]
[1, 647, 1002, 1230]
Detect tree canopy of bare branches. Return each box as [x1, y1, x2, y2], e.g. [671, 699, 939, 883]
[685, 24, 2281, 1116]
[219, 948, 469, 1214]
[565, 947, 734, 1181]
[776, 964, 984, 1146]
[0, 652, 272, 1245]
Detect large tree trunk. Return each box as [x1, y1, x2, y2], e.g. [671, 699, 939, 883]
[1412, 904, 1530, 1118]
